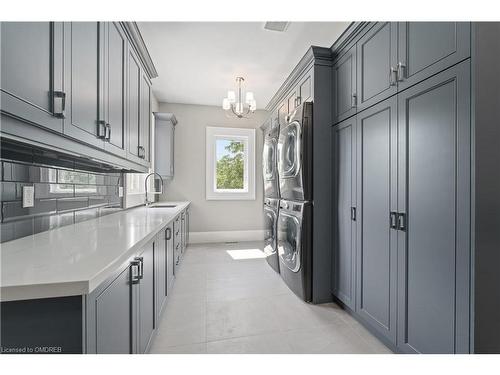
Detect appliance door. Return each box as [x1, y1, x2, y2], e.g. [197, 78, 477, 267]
[278, 121, 303, 200]
[277, 211, 302, 273]
[263, 136, 279, 198]
[264, 205, 277, 256]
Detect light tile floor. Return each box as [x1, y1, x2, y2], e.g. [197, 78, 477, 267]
[150, 241, 392, 354]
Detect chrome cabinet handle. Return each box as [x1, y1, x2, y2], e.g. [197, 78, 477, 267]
[390, 212, 398, 229]
[397, 212, 407, 231]
[350, 207, 357, 221]
[53, 91, 66, 119]
[130, 260, 141, 284]
[397, 62, 406, 82]
[165, 227, 172, 240]
[105, 123, 111, 141]
[97, 120, 107, 139]
[137, 146, 145, 159]
[135, 256, 144, 279]
[389, 66, 398, 86]
[351, 93, 357, 108]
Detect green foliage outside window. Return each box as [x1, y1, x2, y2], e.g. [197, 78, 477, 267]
[216, 140, 245, 189]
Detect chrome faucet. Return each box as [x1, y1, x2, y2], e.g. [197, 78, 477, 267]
[144, 172, 164, 206]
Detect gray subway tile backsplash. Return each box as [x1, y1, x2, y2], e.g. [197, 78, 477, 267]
[0, 158, 124, 243]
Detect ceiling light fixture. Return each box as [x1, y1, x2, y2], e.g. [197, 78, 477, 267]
[222, 77, 256, 119]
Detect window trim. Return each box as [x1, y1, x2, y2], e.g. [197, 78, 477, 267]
[206, 126, 256, 201]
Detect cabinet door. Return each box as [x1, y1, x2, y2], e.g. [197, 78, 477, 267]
[166, 224, 175, 288]
[94, 265, 132, 354]
[155, 231, 167, 322]
[1, 22, 65, 133]
[332, 117, 356, 310]
[104, 22, 127, 158]
[127, 48, 141, 159]
[397, 22, 470, 91]
[139, 74, 152, 162]
[356, 22, 398, 112]
[397, 61, 471, 354]
[181, 211, 187, 253]
[63, 22, 105, 148]
[356, 97, 398, 344]
[298, 74, 312, 105]
[287, 89, 297, 114]
[278, 102, 287, 128]
[138, 242, 155, 353]
[333, 44, 357, 124]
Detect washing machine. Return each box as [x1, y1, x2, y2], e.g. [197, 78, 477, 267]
[277, 199, 312, 301]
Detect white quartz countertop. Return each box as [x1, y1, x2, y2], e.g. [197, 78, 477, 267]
[0, 201, 190, 302]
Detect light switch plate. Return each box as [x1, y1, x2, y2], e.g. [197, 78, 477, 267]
[118, 187, 124, 197]
[22, 186, 35, 208]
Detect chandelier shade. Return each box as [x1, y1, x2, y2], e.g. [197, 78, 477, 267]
[222, 77, 256, 118]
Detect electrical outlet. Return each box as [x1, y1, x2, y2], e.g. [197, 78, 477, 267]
[22, 186, 35, 208]
[118, 187, 124, 197]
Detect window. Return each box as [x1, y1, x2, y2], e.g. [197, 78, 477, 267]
[206, 126, 255, 200]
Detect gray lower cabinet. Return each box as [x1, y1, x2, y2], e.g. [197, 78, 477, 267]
[137, 241, 155, 354]
[333, 44, 357, 124]
[396, 61, 471, 354]
[355, 97, 398, 345]
[63, 22, 105, 148]
[87, 238, 157, 354]
[332, 117, 357, 311]
[92, 264, 133, 354]
[356, 22, 398, 112]
[397, 22, 471, 91]
[165, 223, 175, 285]
[0, 22, 65, 133]
[155, 229, 167, 322]
[173, 214, 181, 269]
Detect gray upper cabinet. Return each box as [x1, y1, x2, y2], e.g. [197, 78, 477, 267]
[127, 47, 141, 161]
[356, 22, 398, 112]
[0, 22, 64, 133]
[137, 241, 155, 354]
[63, 22, 105, 148]
[278, 102, 287, 128]
[356, 97, 398, 345]
[396, 61, 471, 354]
[140, 74, 152, 162]
[103, 22, 127, 158]
[332, 117, 356, 310]
[397, 22, 471, 90]
[298, 74, 312, 105]
[333, 44, 357, 124]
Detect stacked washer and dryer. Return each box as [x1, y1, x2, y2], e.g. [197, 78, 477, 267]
[263, 102, 314, 302]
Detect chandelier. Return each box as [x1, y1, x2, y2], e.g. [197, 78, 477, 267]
[222, 77, 256, 118]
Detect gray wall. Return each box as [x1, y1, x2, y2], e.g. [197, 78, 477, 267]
[157, 102, 268, 234]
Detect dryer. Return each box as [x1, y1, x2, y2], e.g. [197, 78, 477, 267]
[277, 102, 313, 201]
[277, 199, 312, 301]
[263, 117, 280, 198]
[263, 197, 280, 273]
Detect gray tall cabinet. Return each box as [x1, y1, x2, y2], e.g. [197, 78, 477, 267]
[331, 22, 500, 353]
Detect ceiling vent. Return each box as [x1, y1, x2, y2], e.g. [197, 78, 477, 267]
[263, 22, 290, 32]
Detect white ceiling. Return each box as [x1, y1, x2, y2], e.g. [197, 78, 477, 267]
[138, 22, 350, 109]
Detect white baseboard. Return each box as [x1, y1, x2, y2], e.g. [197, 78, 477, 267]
[189, 230, 265, 244]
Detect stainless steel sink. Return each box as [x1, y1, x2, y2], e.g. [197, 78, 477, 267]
[149, 204, 177, 208]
